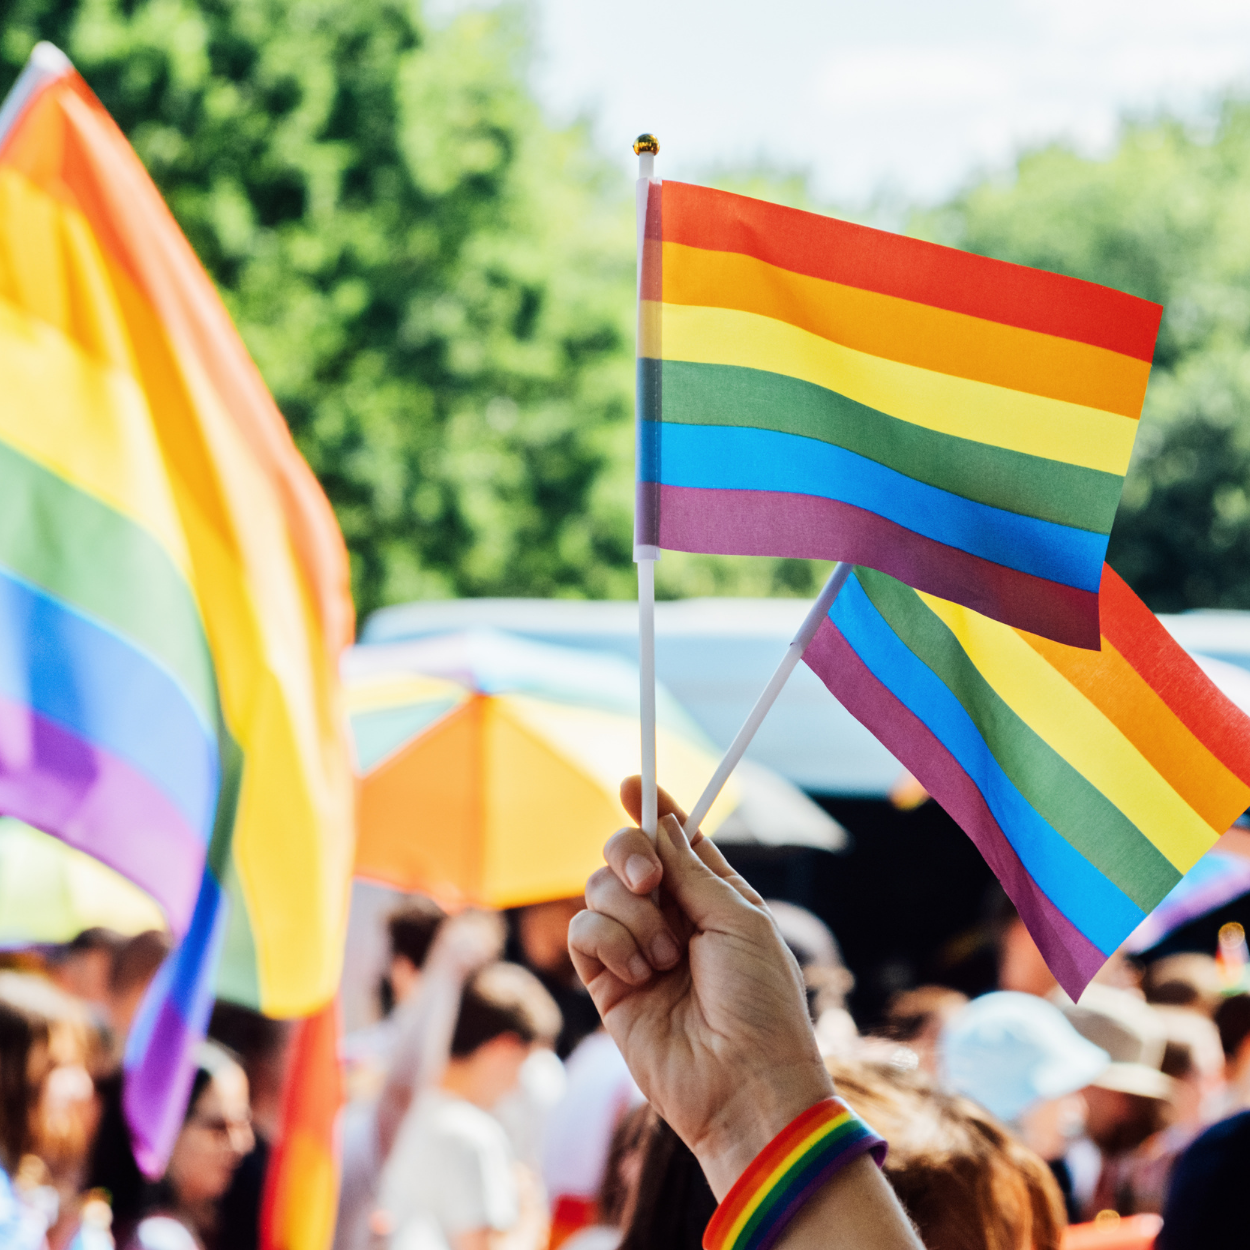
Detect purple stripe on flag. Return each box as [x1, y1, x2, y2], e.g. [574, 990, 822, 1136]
[805, 618, 1107, 999]
[124, 869, 228, 1176]
[656, 484, 1100, 649]
[0, 691, 204, 933]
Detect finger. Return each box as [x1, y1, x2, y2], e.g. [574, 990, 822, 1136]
[585, 867, 683, 970]
[620, 776, 708, 846]
[568, 909, 654, 990]
[655, 813, 763, 935]
[618, 777, 757, 900]
[603, 825, 664, 894]
[691, 836, 766, 907]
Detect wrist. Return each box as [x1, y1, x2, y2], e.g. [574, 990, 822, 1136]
[692, 1060, 836, 1199]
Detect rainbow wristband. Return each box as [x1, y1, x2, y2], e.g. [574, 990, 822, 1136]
[702, 1097, 887, 1250]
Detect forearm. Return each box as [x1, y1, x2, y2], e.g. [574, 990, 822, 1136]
[693, 1077, 922, 1250]
[773, 1156, 922, 1250]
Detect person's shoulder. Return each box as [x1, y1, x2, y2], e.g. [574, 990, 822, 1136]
[425, 1092, 511, 1148]
[1159, 1110, 1250, 1249]
[1184, 1108, 1250, 1159]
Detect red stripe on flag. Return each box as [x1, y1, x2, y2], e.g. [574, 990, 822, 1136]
[260, 1000, 343, 1250]
[1097, 566, 1250, 786]
[657, 182, 1161, 363]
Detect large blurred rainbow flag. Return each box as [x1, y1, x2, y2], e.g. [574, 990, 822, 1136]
[261, 1001, 342, 1250]
[636, 182, 1162, 649]
[806, 563, 1250, 998]
[0, 45, 355, 1172]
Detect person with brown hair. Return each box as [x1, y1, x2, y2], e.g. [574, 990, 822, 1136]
[47, 930, 126, 1017]
[107, 932, 173, 1049]
[121, 1043, 255, 1250]
[1214, 992, 1250, 1112]
[616, 1112, 717, 1250]
[1141, 954, 1224, 1018]
[829, 1059, 1067, 1250]
[879, 986, 968, 1075]
[386, 898, 450, 1009]
[377, 962, 562, 1250]
[1059, 986, 1174, 1219]
[0, 973, 107, 1249]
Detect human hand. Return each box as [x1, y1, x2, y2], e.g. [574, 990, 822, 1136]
[568, 778, 834, 1198]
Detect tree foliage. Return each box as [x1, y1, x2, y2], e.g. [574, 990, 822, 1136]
[3, 0, 646, 614]
[6, 4, 1250, 613]
[918, 104, 1250, 610]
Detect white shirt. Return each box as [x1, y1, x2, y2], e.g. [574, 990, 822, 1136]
[493, 1048, 567, 1172]
[380, 1089, 519, 1244]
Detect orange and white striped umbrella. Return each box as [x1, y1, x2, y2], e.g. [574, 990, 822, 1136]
[345, 630, 736, 909]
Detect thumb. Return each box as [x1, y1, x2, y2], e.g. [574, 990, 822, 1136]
[656, 814, 759, 935]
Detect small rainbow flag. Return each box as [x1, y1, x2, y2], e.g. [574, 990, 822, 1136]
[636, 182, 1162, 649]
[805, 563, 1250, 999]
[0, 46, 355, 1171]
[261, 1001, 343, 1250]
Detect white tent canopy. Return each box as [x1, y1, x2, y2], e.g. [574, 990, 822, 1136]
[364, 597, 909, 795]
[364, 598, 1250, 798]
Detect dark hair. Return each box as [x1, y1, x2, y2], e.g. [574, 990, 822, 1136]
[88, 1061, 221, 1244]
[387, 898, 447, 969]
[87, 1072, 146, 1237]
[882, 985, 969, 1043]
[618, 1114, 717, 1250]
[65, 928, 126, 957]
[110, 930, 173, 995]
[185, 1066, 214, 1122]
[449, 963, 561, 1058]
[1142, 954, 1223, 1016]
[1215, 994, 1250, 1059]
[1161, 1039, 1194, 1081]
[597, 1103, 651, 1226]
[0, 994, 49, 1170]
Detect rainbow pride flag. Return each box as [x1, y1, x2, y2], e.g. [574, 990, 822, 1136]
[805, 563, 1250, 998]
[260, 1000, 343, 1250]
[0, 46, 355, 1170]
[636, 182, 1162, 649]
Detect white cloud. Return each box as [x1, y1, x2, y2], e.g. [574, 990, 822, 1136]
[514, 0, 1250, 203]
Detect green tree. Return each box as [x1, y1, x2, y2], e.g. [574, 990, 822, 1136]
[3, 0, 644, 615]
[917, 103, 1250, 610]
[2, 0, 835, 616]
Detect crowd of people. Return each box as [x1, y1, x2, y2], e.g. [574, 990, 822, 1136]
[1, 797, 1249, 1249]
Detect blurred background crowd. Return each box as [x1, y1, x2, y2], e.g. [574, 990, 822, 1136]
[3, 874, 1250, 1249]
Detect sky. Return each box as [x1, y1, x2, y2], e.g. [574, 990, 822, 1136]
[504, 0, 1250, 206]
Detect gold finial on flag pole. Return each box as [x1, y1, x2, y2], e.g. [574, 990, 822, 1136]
[633, 133, 660, 155]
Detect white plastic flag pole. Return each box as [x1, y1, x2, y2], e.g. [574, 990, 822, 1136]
[634, 134, 660, 840]
[684, 562, 852, 837]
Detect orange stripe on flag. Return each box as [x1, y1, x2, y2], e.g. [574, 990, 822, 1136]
[261, 1000, 343, 1250]
[660, 242, 1150, 419]
[1020, 629, 1250, 833]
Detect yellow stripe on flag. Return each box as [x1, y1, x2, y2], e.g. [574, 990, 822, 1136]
[654, 302, 1140, 475]
[920, 592, 1215, 872]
